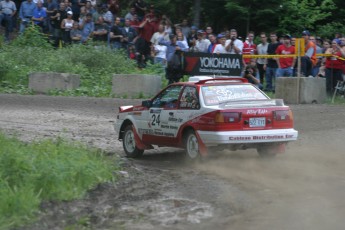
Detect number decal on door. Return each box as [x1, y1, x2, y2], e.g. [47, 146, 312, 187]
[151, 114, 161, 126]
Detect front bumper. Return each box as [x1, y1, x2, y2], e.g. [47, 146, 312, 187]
[197, 129, 298, 145]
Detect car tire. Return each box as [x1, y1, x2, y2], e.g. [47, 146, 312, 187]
[184, 130, 200, 160]
[257, 145, 278, 158]
[123, 125, 144, 158]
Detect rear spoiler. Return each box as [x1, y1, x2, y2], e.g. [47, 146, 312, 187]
[195, 77, 248, 84]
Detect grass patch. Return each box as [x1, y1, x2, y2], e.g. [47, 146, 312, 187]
[0, 132, 118, 229]
[0, 26, 165, 98]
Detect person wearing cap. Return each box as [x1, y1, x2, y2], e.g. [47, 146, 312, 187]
[60, 10, 74, 44]
[194, 30, 211, 53]
[324, 38, 345, 95]
[301, 30, 317, 77]
[212, 33, 227, 54]
[31, 1, 47, 31]
[159, 34, 186, 84]
[275, 34, 296, 77]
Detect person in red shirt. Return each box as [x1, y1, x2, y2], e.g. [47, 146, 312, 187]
[276, 34, 296, 77]
[243, 31, 257, 66]
[324, 39, 345, 95]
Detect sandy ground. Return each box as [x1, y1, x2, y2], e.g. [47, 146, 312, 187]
[1, 94, 345, 230]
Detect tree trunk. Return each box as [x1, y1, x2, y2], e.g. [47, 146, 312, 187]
[192, 0, 201, 28]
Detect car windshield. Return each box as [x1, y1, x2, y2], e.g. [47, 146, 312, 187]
[201, 84, 268, 106]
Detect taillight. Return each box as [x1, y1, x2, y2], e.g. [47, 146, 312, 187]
[274, 110, 293, 121]
[215, 112, 241, 123]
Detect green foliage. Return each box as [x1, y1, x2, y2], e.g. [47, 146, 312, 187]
[278, 0, 336, 34]
[0, 132, 118, 229]
[11, 24, 53, 49]
[0, 40, 163, 97]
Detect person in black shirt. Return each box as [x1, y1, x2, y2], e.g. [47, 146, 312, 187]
[265, 32, 281, 92]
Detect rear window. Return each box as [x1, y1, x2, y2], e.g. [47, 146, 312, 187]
[201, 84, 268, 105]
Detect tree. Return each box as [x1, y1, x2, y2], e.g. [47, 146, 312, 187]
[278, 0, 336, 35]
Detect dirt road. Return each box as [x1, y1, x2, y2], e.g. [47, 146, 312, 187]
[1, 94, 345, 230]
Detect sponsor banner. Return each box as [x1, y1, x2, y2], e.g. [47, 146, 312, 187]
[228, 134, 297, 142]
[184, 52, 243, 76]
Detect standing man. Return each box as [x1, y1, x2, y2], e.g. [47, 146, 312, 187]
[19, 0, 36, 34]
[213, 33, 228, 54]
[275, 34, 296, 77]
[242, 31, 257, 66]
[265, 32, 280, 92]
[194, 30, 211, 53]
[207, 33, 217, 53]
[32, 1, 47, 32]
[110, 17, 123, 49]
[80, 12, 94, 43]
[225, 29, 243, 54]
[301, 30, 316, 77]
[0, 0, 17, 41]
[159, 34, 185, 84]
[256, 32, 269, 84]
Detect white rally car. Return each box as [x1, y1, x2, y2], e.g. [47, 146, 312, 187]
[115, 78, 298, 159]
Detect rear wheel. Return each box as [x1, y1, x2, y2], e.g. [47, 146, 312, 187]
[184, 130, 200, 160]
[123, 125, 144, 158]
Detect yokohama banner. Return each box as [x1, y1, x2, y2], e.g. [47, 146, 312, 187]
[183, 52, 243, 77]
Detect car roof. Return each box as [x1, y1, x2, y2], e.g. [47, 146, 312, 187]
[172, 77, 249, 86]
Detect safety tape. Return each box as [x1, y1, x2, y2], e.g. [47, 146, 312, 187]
[243, 54, 345, 61]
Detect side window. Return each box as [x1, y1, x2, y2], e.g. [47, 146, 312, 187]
[180, 86, 200, 109]
[152, 85, 183, 108]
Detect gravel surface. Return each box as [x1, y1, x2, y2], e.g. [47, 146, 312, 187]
[1, 94, 345, 230]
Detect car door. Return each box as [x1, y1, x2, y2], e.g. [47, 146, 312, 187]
[141, 85, 183, 145]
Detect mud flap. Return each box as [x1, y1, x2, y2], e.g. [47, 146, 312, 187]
[132, 126, 154, 150]
[194, 131, 208, 156]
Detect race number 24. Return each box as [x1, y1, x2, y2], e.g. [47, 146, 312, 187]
[151, 114, 160, 126]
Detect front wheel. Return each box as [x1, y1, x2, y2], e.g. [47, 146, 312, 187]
[184, 130, 200, 160]
[123, 125, 144, 158]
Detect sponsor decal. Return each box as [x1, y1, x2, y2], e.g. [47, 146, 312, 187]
[229, 134, 294, 141]
[246, 109, 269, 115]
[138, 128, 153, 135]
[168, 117, 183, 122]
[150, 109, 162, 114]
[161, 124, 178, 130]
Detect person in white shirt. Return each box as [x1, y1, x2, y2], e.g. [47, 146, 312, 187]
[213, 34, 228, 54]
[225, 29, 243, 54]
[150, 23, 169, 45]
[194, 30, 211, 53]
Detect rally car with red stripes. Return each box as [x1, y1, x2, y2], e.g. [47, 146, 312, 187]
[115, 77, 298, 159]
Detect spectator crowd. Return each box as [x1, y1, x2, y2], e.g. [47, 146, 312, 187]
[1, 0, 345, 93]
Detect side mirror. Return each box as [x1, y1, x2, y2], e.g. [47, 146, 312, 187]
[142, 100, 152, 108]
